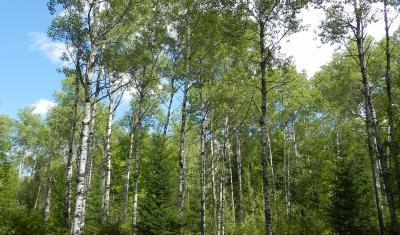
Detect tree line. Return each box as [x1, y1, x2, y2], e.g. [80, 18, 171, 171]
[1, 0, 400, 234]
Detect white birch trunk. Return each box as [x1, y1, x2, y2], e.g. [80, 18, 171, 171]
[72, 93, 97, 234]
[210, 129, 218, 230]
[227, 138, 235, 223]
[235, 132, 243, 222]
[132, 101, 143, 234]
[34, 183, 42, 212]
[44, 176, 52, 222]
[200, 113, 206, 235]
[178, 28, 190, 219]
[72, 101, 93, 235]
[368, 131, 385, 234]
[18, 149, 26, 180]
[163, 77, 174, 137]
[102, 95, 115, 225]
[121, 113, 136, 222]
[266, 130, 275, 191]
[64, 77, 80, 227]
[218, 116, 229, 235]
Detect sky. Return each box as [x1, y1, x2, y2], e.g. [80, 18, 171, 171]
[0, 0, 62, 118]
[281, 5, 400, 76]
[0, 1, 398, 119]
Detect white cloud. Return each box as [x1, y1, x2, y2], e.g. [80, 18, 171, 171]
[117, 73, 136, 104]
[167, 24, 178, 40]
[32, 99, 56, 116]
[121, 87, 137, 105]
[280, 4, 400, 77]
[368, 3, 400, 40]
[121, 91, 133, 104]
[58, 9, 68, 17]
[28, 32, 67, 64]
[281, 8, 335, 77]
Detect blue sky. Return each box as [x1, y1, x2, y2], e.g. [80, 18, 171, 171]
[0, 1, 396, 119]
[0, 0, 63, 118]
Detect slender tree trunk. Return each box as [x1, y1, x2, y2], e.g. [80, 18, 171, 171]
[102, 95, 115, 225]
[218, 116, 229, 235]
[44, 175, 52, 222]
[227, 137, 235, 223]
[335, 130, 341, 158]
[18, 150, 26, 180]
[210, 125, 218, 232]
[293, 130, 300, 167]
[364, 58, 398, 235]
[199, 93, 206, 235]
[34, 183, 42, 212]
[247, 152, 255, 215]
[178, 28, 190, 219]
[366, 125, 385, 235]
[266, 129, 275, 191]
[132, 100, 143, 234]
[121, 112, 136, 223]
[373, 136, 385, 212]
[370, 101, 398, 233]
[163, 77, 175, 137]
[357, 33, 398, 234]
[352, 1, 399, 231]
[43, 148, 54, 222]
[259, 21, 273, 235]
[383, 0, 400, 192]
[235, 132, 243, 222]
[283, 131, 291, 216]
[33, 157, 46, 212]
[64, 76, 80, 228]
[287, 143, 291, 216]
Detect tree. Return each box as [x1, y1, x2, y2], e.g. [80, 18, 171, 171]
[320, 0, 399, 233]
[236, 0, 303, 233]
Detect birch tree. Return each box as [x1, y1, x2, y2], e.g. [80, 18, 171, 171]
[382, 0, 400, 192]
[320, 0, 399, 232]
[48, 0, 134, 232]
[237, 1, 303, 233]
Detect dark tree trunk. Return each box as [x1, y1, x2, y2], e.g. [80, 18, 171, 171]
[199, 89, 206, 235]
[218, 116, 229, 235]
[163, 77, 174, 137]
[132, 99, 143, 234]
[354, 11, 398, 234]
[383, 0, 400, 193]
[178, 28, 190, 219]
[259, 21, 273, 235]
[351, 1, 398, 232]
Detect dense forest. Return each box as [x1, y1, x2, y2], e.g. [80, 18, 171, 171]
[2, 0, 400, 234]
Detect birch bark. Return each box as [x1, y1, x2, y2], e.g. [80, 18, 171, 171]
[64, 77, 80, 227]
[178, 28, 190, 217]
[132, 99, 143, 234]
[218, 116, 229, 235]
[235, 132, 243, 222]
[102, 91, 115, 225]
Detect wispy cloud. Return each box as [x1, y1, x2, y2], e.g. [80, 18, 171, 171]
[32, 99, 56, 116]
[121, 86, 139, 104]
[281, 4, 400, 77]
[28, 32, 66, 64]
